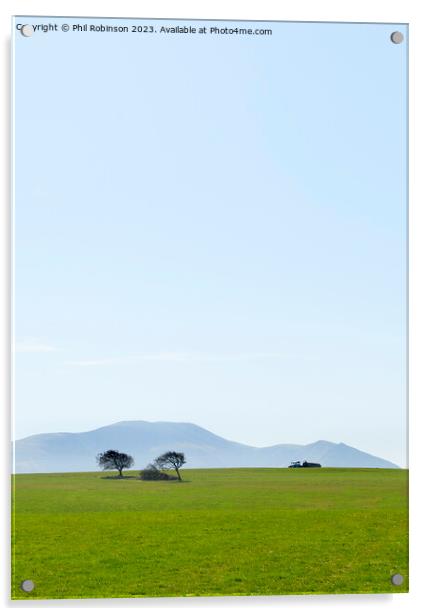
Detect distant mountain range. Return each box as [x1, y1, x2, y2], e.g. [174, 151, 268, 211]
[13, 420, 399, 473]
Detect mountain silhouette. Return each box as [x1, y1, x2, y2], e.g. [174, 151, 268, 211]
[13, 420, 398, 473]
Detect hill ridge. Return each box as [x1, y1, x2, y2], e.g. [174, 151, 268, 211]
[13, 420, 399, 473]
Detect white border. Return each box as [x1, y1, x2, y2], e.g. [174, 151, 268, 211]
[2, 1, 425, 614]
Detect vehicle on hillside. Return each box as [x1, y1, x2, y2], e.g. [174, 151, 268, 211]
[288, 460, 322, 468]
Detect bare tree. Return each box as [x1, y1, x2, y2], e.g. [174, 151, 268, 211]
[96, 450, 134, 477]
[154, 451, 186, 481]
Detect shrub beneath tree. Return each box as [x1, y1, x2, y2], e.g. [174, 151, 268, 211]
[140, 464, 178, 481]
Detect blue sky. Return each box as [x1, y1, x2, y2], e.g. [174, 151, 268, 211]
[13, 18, 407, 466]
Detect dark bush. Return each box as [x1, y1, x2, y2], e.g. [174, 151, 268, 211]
[140, 464, 178, 481]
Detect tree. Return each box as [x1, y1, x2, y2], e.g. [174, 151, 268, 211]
[154, 451, 186, 481]
[96, 449, 134, 477]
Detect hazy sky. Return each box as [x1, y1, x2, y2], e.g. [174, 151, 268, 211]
[13, 18, 407, 466]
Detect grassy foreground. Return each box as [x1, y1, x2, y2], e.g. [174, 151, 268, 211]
[12, 468, 408, 599]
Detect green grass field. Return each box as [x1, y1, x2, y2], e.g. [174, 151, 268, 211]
[12, 468, 408, 599]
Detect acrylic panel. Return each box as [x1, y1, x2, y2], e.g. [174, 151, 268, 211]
[12, 16, 408, 599]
